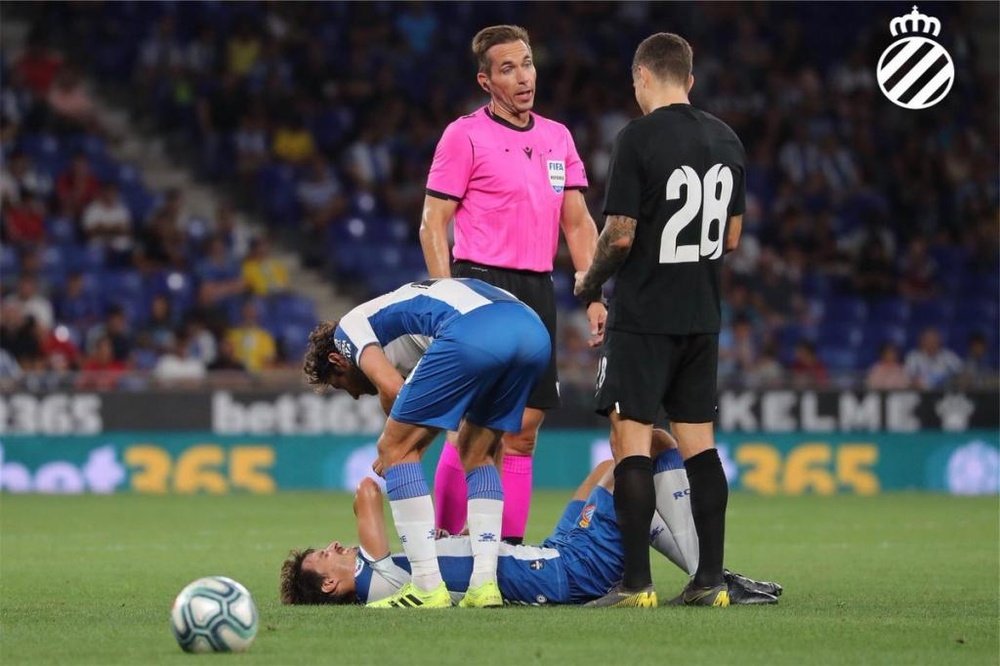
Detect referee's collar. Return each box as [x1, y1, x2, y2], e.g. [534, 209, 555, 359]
[484, 106, 535, 132]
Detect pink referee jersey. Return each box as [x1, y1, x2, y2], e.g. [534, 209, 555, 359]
[426, 106, 588, 272]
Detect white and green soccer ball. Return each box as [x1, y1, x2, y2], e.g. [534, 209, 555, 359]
[170, 576, 258, 653]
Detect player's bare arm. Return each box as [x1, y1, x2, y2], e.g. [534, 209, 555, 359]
[561, 190, 608, 346]
[354, 478, 390, 559]
[573, 214, 638, 303]
[358, 345, 405, 415]
[419, 195, 459, 278]
[725, 214, 743, 253]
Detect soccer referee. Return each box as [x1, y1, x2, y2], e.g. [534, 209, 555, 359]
[420, 25, 605, 545]
[575, 33, 746, 608]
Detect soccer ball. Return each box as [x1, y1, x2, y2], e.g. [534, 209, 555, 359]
[170, 576, 258, 653]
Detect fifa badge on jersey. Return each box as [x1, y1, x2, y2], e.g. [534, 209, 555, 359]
[876, 6, 954, 110]
[578, 504, 596, 529]
[547, 160, 566, 193]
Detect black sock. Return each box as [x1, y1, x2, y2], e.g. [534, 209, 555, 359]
[684, 449, 729, 588]
[502, 536, 523, 546]
[613, 455, 656, 591]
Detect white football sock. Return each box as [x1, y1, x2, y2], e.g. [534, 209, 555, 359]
[652, 466, 700, 576]
[467, 497, 502, 588]
[389, 495, 443, 591]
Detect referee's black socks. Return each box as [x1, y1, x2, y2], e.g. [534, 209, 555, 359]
[684, 448, 729, 588]
[613, 455, 656, 591]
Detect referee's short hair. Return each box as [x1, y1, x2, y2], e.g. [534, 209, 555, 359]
[633, 33, 693, 85]
[472, 25, 531, 73]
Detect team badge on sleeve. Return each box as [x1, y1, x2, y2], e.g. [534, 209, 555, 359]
[547, 160, 566, 193]
[578, 504, 596, 528]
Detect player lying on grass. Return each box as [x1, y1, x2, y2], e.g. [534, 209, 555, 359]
[303, 277, 551, 609]
[280, 429, 782, 607]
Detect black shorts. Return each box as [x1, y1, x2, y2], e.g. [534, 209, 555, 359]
[595, 329, 719, 424]
[452, 260, 559, 410]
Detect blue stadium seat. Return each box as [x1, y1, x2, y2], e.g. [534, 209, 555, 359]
[868, 297, 910, 325]
[818, 346, 859, 372]
[821, 295, 867, 323]
[910, 300, 956, 328]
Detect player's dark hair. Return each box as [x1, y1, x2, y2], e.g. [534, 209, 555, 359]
[633, 33, 693, 85]
[280, 548, 355, 605]
[302, 320, 341, 391]
[472, 25, 531, 73]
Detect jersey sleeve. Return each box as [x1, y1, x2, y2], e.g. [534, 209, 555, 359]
[602, 125, 642, 219]
[426, 121, 473, 201]
[564, 126, 588, 190]
[334, 305, 379, 367]
[356, 548, 410, 604]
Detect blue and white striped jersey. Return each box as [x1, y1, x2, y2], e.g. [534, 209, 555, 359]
[333, 278, 521, 377]
[354, 539, 568, 606]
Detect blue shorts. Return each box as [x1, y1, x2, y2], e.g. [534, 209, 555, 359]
[543, 487, 624, 603]
[390, 301, 550, 433]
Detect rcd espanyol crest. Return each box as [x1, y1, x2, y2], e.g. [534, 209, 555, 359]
[876, 6, 955, 110]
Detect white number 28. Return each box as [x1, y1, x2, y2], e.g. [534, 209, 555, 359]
[660, 164, 733, 264]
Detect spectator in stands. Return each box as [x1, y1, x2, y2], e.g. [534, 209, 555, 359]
[851, 236, 895, 298]
[958, 333, 995, 390]
[81, 182, 133, 267]
[212, 201, 251, 259]
[86, 304, 131, 364]
[296, 156, 345, 268]
[207, 335, 246, 373]
[15, 28, 63, 100]
[789, 340, 829, 388]
[242, 236, 289, 297]
[56, 153, 101, 220]
[181, 315, 217, 366]
[225, 299, 276, 372]
[865, 343, 911, 390]
[898, 237, 939, 302]
[2, 190, 46, 248]
[745, 342, 785, 389]
[76, 334, 128, 391]
[54, 272, 101, 330]
[3, 274, 54, 330]
[136, 207, 185, 271]
[232, 108, 269, 180]
[272, 112, 316, 165]
[0, 150, 52, 204]
[905, 327, 962, 390]
[47, 65, 100, 134]
[40, 323, 80, 374]
[196, 71, 246, 178]
[226, 18, 261, 79]
[197, 235, 246, 305]
[139, 294, 176, 354]
[0, 348, 23, 385]
[153, 329, 207, 384]
[0, 300, 42, 369]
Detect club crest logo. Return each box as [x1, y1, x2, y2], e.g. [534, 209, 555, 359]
[578, 504, 596, 528]
[547, 160, 565, 193]
[876, 6, 955, 110]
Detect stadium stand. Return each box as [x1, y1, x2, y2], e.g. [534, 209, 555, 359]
[1, 1, 997, 394]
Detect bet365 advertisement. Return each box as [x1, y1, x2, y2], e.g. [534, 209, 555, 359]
[1, 430, 996, 495]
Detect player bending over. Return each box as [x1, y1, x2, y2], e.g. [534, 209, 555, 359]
[280, 429, 782, 607]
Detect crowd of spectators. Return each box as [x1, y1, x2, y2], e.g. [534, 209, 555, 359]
[2, 1, 998, 394]
[0, 23, 319, 389]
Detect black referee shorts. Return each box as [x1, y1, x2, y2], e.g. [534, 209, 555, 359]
[595, 329, 719, 424]
[452, 260, 559, 410]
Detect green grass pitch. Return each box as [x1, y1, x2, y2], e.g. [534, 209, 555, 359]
[2, 491, 997, 665]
